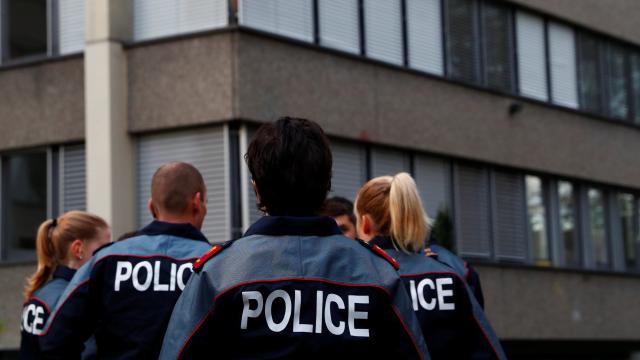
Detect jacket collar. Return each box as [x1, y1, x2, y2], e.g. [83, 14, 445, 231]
[138, 220, 209, 243]
[369, 235, 396, 250]
[53, 266, 76, 281]
[244, 216, 343, 237]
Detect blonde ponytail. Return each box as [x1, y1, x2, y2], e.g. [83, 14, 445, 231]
[24, 211, 108, 300]
[355, 172, 430, 254]
[24, 220, 58, 299]
[389, 173, 430, 253]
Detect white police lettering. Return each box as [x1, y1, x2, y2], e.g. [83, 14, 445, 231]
[240, 290, 369, 337]
[21, 304, 46, 335]
[409, 277, 456, 311]
[113, 261, 193, 292]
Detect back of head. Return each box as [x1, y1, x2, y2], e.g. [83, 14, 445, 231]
[322, 196, 356, 225]
[355, 173, 429, 253]
[246, 117, 332, 216]
[151, 161, 206, 217]
[25, 211, 108, 299]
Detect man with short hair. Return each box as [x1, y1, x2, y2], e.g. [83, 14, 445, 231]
[322, 196, 357, 239]
[40, 162, 212, 359]
[160, 117, 429, 359]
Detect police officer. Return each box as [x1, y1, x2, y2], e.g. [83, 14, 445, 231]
[322, 196, 358, 239]
[21, 211, 110, 359]
[160, 117, 428, 359]
[355, 172, 507, 360]
[39, 162, 212, 359]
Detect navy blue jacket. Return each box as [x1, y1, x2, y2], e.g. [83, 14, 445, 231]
[429, 243, 485, 309]
[39, 221, 212, 360]
[371, 236, 506, 360]
[160, 216, 429, 359]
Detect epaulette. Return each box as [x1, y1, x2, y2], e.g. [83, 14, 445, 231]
[357, 240, 400, 270]
[424, 247, 439, 258]
[193, 239, 235, 272]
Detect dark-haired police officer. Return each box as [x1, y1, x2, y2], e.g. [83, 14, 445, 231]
[39, 162, 212, 359]
[160, 117, 429, 359]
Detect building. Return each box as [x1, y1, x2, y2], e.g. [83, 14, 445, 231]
[1, 0, 639, 358]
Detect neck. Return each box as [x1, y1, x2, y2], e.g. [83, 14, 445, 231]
[156, 214, 198, 229]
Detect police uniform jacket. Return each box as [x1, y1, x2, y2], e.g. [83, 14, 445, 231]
[39, 221, 212, 360]
[160, 216, 430, 359]
[429, 243, 485, 308]
[371, 236, 507, 360]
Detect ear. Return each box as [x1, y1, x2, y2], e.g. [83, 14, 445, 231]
[193, 192, 204, 212]
[70, 239, 83, 260]
[251, 180, 261, 204]
[357, 214, 374, 241]
[148, 198, 158, 219]
[361, 215, 372, 237]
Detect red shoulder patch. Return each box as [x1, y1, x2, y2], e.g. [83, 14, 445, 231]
[371, 244, 401, 271]
[193, 245, 222, 272]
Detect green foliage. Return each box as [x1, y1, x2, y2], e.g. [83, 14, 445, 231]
[432, 206, 454, 252]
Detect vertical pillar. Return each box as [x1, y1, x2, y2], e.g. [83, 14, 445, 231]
[85, 0, 135, 236]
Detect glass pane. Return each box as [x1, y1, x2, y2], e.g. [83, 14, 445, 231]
[618, 193, 636, 268]
[6, 0, 48, 60]
[606, 44, 629, 120]
[527, 176, 549, 265]
[481, 2, 513, 92]
[558, 181, 579, 266]
[631, 53, 640, 125]
[2, 152, 47, 261]
[578, 34, 602, 114]
[588, 188, 609, 268]
[446, 0, 478, 83]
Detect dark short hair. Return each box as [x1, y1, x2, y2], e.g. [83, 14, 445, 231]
[322, 197, 356, 225]
[151, 161, 206, 215]
[246, 117, 332, 216]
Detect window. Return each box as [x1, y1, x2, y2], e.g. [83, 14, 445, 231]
[515, 11, 548, 101]
[454, 164, 491, 258]
[588, 188, 609, 268]
[406, 0, 444, 75]
[445, 0, 478, 83]
[548, 22, 578, 108]
[330, 140, 367, 201]
[318, 0, 360, 54]
[3, 0, 48, 61]
[526, 176, 550, 265]
[631, 53, 640, 124]
[618, 193, 637, 270]
[558, 181, 580, 267]
[577, 33, 603, 114]
[605, 43, 629, 120]
[493, 171, 526, 261]
[1, 151, 47, 261]
[239, 0, 313, 43]
[480, 1, 513, 92]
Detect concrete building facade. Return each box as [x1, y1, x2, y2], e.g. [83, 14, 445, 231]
[0, 0, 639, 358]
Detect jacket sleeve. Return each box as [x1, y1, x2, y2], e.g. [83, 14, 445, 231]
[39, 261, 100, 360]
[466, 264, 485, 309]
[464, 283, 507, 360]
[159, 269, 216, 359]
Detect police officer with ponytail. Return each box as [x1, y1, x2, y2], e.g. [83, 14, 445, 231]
[355, 173, 507, 360]
[21, 211, 110, 359]
[40, 162, 212, 359]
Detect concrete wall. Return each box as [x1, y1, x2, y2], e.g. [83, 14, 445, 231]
[0, 59, 85, 152]
[507, 0, 640, 46]
[127, 34, 235, 133]
[476, 264, 640, 340]
[233, 32, 640, 189]
[0, 264, 36, 349]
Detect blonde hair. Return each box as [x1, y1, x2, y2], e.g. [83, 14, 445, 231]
[24, 211, 108, 299]
[355, 173, 430, 254]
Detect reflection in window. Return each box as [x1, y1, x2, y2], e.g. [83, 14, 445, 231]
[445, 0, 478, 83]
[605, 44, 629, 120]
[631, 54, 640, 125]
[588, 189, 609, 268]
[1, 152, 47, 261]
[577, 34, 602, 114]
[481, 2, 513, 92]
[618, 194, 636, 269]
[558, 181, 579, 266]
[5, 0, 48, 60]
[527, 176, 549, 265]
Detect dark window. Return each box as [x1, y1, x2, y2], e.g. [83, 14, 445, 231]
[526, 175, 550, 266]
[618, 194, 637, 270]
[631, 53, 640, 124]
[558, 181, 580, 267]
[481, 1, 514, 92]
[604, 43, 629, 120]
[577, 34, 603, 114]
[588, 188, 609, 268]
[445, 0, 479, 83]
[3, 0, 48, 60]
[1, 151, 47, 261]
